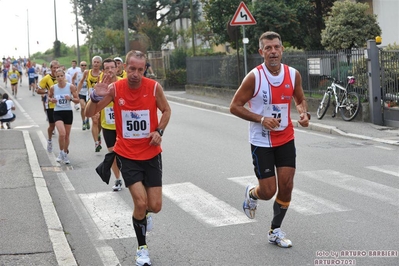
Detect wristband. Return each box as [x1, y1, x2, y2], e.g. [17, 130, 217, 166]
[260, 116, 265, 125]
[90, 90, 103, 103]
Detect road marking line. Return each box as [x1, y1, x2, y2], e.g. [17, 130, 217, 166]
[295, 128, 336, 139]
[301, 170, 399, 207]
[163, 182, 255, 227]
[374, 145, 394, 151]
[37, 130, 121, 265]
[24, 130, 77, 266]
[366, 165, 399, 177]
[79, 192, 134, 240]
[291, 189, 350, 215]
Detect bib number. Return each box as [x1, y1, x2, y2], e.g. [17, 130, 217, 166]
[122, 110, 150, 139]
[263, 104, 289, 131]
[104, 107, 115, 125]
[55, 95, 70, 108]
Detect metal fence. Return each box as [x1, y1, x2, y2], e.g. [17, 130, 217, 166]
[186, 49, 399, 104]
[381, 50, 399, 105]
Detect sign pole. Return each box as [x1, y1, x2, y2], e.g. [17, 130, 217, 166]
[242, 25, 248, 75]
[230, 1, 256, 77]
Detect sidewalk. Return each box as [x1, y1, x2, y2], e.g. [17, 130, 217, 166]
[164, 90, 399, 146]
[0, 122, 76, 264]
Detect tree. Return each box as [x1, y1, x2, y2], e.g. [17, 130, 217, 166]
[321, 0, 381, 50]
[201, 0, 336, 52]
[73, 0, 201, 51]
[200, 0, 243, 47]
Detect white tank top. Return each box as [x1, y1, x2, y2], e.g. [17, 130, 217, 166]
[53, 83, 73, 111]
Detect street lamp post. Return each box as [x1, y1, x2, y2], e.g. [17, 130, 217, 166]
[190, 0, 195, 56]
[27, 9, 30, 58]
[122, 0, 129, 55]
[74, 0, 80, 63]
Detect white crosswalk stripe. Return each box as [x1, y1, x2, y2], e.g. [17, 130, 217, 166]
[366, 165, 399, 177]
[163, 182, 255, 227]
[228, 175, 350, 215]
[79, 165, 398, 238]
[301, 169, 399, 207]
[290, 188, 350, 215]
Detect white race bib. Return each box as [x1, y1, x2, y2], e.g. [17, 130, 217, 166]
[55, 94, 70, 108]
[121, 110, 150, 139]
[263, 104, 289, 131]
[104, 106, 115, 125]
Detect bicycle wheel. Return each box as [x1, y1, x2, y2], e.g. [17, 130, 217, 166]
[339, 92, 360, 121]
[316, 92, 330, 119]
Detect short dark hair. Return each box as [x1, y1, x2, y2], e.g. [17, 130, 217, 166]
[259, 31, 282, 49]
[102, 58, 116, 68]
[2, 93, 9, 100]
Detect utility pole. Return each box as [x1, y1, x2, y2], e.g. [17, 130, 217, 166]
[123, 0, 129, 55]
[54, 0, 58, 41]
[74, 0, 80, 63]
[190, 0, 195, 56]
[27, 9, 30, 58]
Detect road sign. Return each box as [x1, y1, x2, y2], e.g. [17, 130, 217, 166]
[230, 1, 257, 26]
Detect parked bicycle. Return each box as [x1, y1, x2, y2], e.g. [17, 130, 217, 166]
[316, 76, 360, 121]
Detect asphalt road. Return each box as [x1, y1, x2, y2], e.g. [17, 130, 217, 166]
[2, 78, 399, 266]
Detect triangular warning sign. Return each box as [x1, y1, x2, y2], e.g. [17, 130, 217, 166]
[230, 1, 257, 26]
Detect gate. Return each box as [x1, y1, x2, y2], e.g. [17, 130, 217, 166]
[380, 50, 399, 127]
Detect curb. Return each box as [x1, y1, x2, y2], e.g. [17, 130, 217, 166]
[166, 95, 399, 146]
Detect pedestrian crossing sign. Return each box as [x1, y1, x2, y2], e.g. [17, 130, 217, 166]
[230, 1, 257, 26]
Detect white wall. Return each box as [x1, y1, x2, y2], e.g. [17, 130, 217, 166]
[373, 0, 399, 46]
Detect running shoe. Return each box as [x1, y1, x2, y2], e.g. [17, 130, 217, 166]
[112, 179, 122, 191]
[243, 185, 258, 219]
[268, 228, 292, 248]
[56, 151, 64, 163]
[146, 213, 153, 232]
[82, 122, 86, 131]
[86, 119, 90, 130]
[135, 245, 151, 266]
[63, 152, 70, 164]
[47, 140, 53, 153]
[95, 142, 102, 152]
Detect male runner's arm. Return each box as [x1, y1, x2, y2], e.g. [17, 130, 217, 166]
[292, 71, 310, 127]
[85, 75, 114, 117]
[148, 83, 171, 146]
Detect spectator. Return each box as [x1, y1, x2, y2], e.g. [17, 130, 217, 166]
[0, 93, 16, 129]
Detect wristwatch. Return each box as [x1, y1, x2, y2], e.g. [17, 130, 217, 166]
[305, 112, 311, 120]
[155, 128, 164, 136]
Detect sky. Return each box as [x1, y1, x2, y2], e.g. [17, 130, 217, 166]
[1, 0, 86, 59]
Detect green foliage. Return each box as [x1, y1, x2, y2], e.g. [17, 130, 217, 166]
[166, 69, 187, 86]
[91, 27, 125, 54]
[384, 42, 399, 51]
[321, 0, 381, 50]
[170, 47, 188, 70]
[201, 0, 335, 52]
[200, 0, 242, 47]
[75, 0, 200, 54]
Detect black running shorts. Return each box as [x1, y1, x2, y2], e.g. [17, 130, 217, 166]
[116, 153, 162, 188]
[251, 139, 296, 179]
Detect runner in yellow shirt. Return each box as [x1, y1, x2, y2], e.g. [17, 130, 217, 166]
[8, 65, 21, 96]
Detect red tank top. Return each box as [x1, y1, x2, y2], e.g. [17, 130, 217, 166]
[113, 78, 162, 160]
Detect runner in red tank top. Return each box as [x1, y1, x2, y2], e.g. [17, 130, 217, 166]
[230, 31, 310, 248]
[85, 50, 171, 266]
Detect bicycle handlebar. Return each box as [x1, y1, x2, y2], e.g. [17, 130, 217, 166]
[320, 75, 355, 85]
